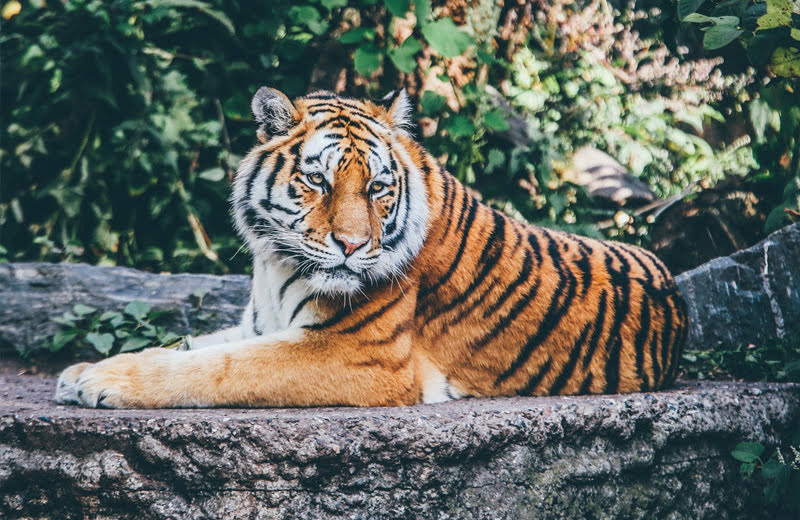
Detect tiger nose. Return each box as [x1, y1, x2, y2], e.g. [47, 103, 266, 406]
[332, 234, 369, 256]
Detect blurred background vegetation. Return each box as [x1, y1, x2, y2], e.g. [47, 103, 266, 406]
[1, 0, 799, 275]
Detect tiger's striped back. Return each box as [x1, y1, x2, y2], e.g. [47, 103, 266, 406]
[411, 171, 687, 396]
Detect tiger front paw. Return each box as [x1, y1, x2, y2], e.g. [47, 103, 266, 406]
[55, 350, 174, 408]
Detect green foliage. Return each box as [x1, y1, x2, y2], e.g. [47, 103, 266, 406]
[732, 436, 800, 511]
[678, 0, 800, 236]
[681, 0, 800, 74]
[1, 0, 792, 273]
[1, 0, 352, 273]
[49, 301, 179, 357]
[680, 338, 800, 381]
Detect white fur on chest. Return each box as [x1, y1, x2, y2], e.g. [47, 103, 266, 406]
[243, 255, 318, 338]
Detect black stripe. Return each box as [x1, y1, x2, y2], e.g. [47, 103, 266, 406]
[528, 231, 543, 265]
[581, 289, 608, 368]
[280, 271, 303, 301]
[494, 233, 578, 386]
[601, 247, 632, 394]
[649, 315, 662, 384]
[419, 196, 478, 299]
[471, 277, 542, 352]
[518, 357, 553, 395]
[658, 296, 674, 387]
[573, 238, 594, 297]
[436, 226, 524, 329]
[483, 248, 532, 318]
[338, 292, 405, 334]
[252, 304, 264, 335]
[244, 153, 271, 207]
[289, 295, 314, 324]
[423, 210, 505, 320]
[634, 295, 652, 390]
[548, 321, 593, 395]
[360, 320, 413, 346]
[440, 173, 458, 242]
[262, 201, 300, 216]
[260, 153, 287, 211]
[443, 276, 501, 329]
[578, 372, 594, 394]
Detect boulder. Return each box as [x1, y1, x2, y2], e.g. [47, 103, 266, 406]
[0, 263, 250, 357]
[675, 223, 800, 349]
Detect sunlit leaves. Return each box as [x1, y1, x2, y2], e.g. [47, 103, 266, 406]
[384, 0, 410, 18]
[388, 37, 422, 73]
[421, 17, 473, 57]
[354, 46, 382, 75]
[771, 46, 800, 77]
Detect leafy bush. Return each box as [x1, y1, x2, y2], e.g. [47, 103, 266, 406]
[0, 0, 792, 273]
[49, 301, 179, 357]
[733, 437, 800, 513]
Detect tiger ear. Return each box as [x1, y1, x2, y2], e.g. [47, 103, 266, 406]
[251, 87, 300, 142]
[378, 89, 413, 132]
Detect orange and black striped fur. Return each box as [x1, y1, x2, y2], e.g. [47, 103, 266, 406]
[55, 88, 688, 408]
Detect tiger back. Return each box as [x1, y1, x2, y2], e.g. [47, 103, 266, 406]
[54, 87, 688, 409]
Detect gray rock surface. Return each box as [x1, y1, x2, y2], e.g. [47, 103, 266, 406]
[675, 222, 800, 349]
[1, 370, 798, 519]
[0, 263, 250, 357]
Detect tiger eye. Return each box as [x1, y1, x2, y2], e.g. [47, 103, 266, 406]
[308, 173, 325, 186]
[370, 182, 385, 193]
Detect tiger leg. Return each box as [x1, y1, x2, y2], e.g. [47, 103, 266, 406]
[55, 329, 419, 408]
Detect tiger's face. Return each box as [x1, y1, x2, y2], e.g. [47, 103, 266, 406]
[232, 88, 429, 295]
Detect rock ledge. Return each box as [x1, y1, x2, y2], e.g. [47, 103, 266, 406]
[1, 370, 798, 519]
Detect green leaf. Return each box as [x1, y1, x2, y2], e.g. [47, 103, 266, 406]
[484, 108, 510, 131]
[338, 27, 375, 44]
[98, 311, 122, 322]
[389, 37, 423, 73]
[420, 90, 447, 116]
[142, 0, 236, 35]
[72, 304, 96, 316]
[679, 0, 706, 21]
[288, 5, 328, 35]
[748, 31, 782, 66]
[321, 0, 347, 9]
[486, 148, 505, 173]
[683, 13, 715, 23]
[413, 0, 431, 26]
[110, 314, 127, 328]
[384, 0, 410, 17]
[51, 330, 80, 351]
[757, 0, 793, 30]
[198, 167, 225, 182]
[85, 332, 115, 355]
[124, 301, 152, 321]
[354, 46, 382, 75]
[444, 115, 475, 137]
[120, 336, 152, 353]
[476, 47, 496, 65]
[739, 462, 756, 478]
[703, 25, 742, 50]
[770, 46, 800, 77]
[421, 17, 473, 58]
[761, 457, 786, 479]
[732, 442, 765, 463]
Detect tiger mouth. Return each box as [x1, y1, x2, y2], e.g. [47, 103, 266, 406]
[319, 265, 358, 276]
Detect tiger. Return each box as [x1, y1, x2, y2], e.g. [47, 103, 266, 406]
[55, 87, 688, 408]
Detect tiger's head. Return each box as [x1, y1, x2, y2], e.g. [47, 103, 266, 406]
[232, 88, 430, 295]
